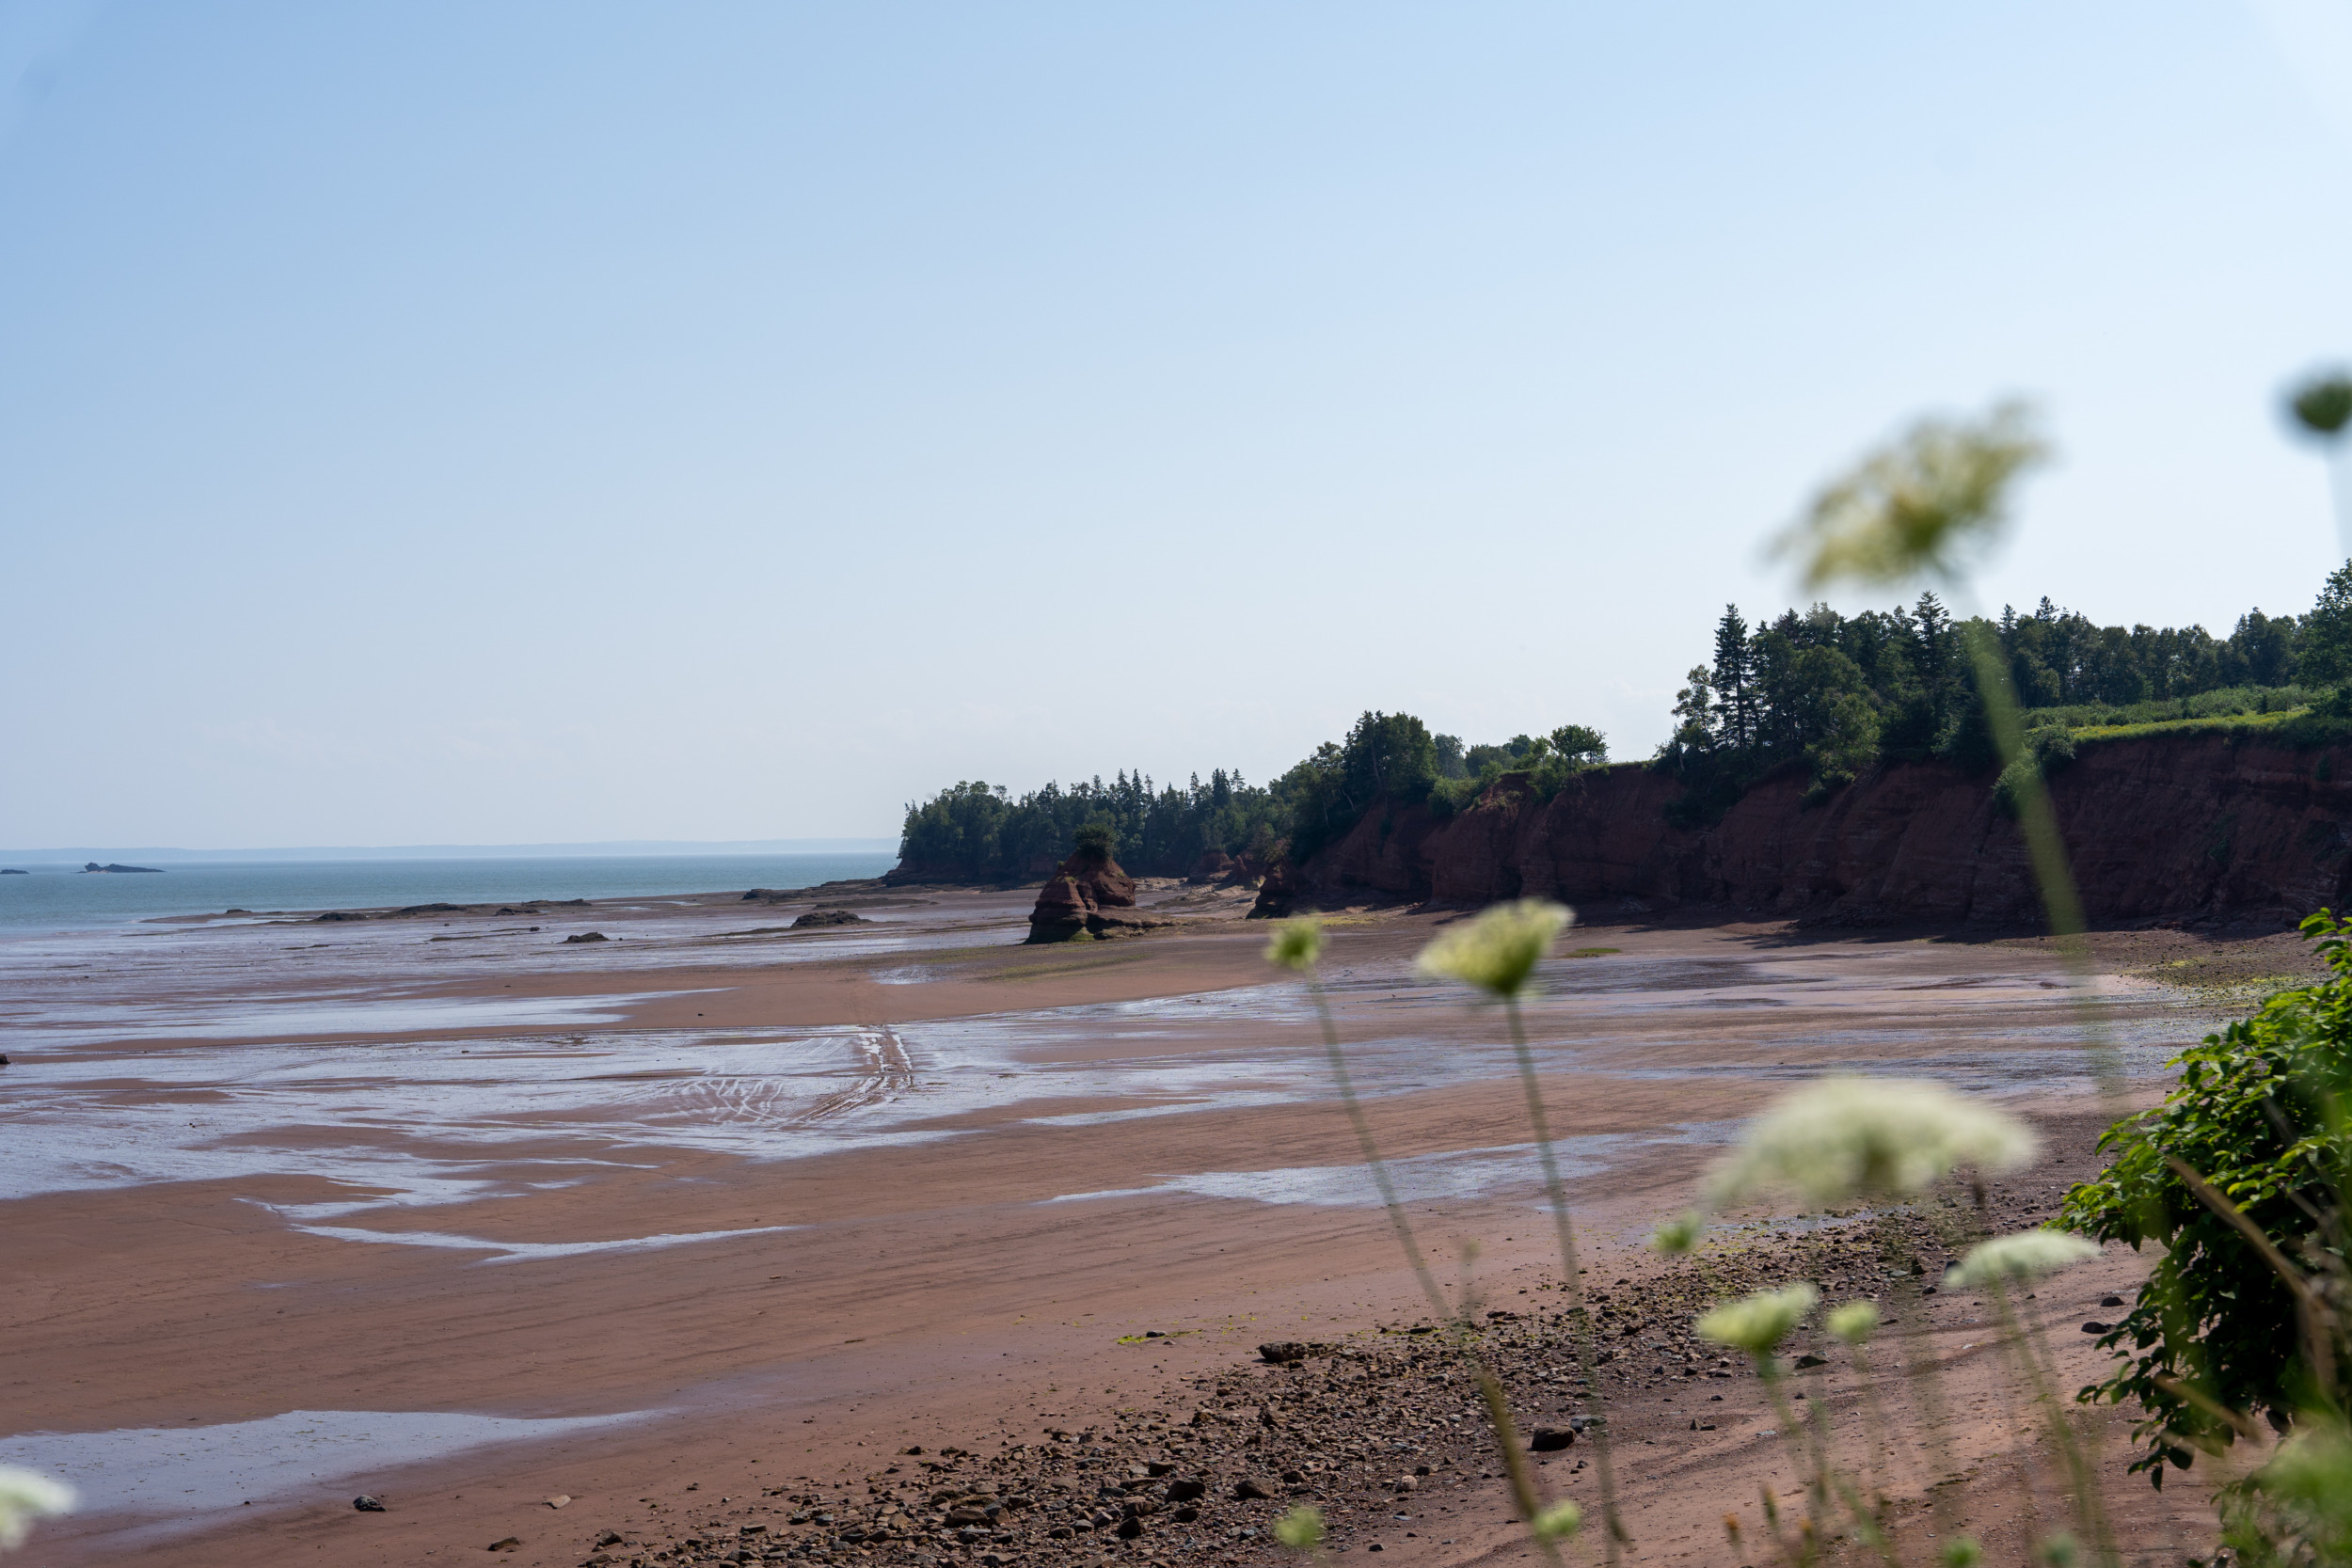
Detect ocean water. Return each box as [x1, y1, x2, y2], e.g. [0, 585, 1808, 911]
[0, 851, 898, 936]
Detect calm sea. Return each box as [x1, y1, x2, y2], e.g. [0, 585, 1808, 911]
[0, 852, 899, 936]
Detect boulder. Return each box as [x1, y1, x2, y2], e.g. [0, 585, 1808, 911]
[1025, 849, 1170, 943]
[1246, 859, 1296, 919]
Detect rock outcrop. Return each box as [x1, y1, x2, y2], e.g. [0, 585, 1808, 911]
[1255, 734, 2352, 928]
[1026, 849, 1169, 942]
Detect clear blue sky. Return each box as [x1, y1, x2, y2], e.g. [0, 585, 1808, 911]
[5, 2, 2350, 847]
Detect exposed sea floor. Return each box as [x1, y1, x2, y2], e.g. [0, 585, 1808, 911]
[0, 895, 2223, 1551]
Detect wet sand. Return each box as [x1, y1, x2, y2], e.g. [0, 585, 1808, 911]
[0, 884, 2288, 1565]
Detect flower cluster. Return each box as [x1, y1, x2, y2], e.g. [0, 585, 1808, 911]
[1698, 1283, 1820, 1356]
[1414, 900, 1574, 1000]
[1705, 1077, 2038, 1209]
[0, 1468, 73, 1553]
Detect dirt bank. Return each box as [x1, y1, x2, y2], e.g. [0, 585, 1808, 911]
[1279, 734, 2352, 927]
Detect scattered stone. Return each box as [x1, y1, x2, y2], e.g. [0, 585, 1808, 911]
[2081, 1321, 2112, 1334]
[564, 931, 610, 943]
[1529, 1427, 1576, 1452]
[544, 1494, 571, 1509]
[793, 908, 867, 928]
[1233, 1477, 1277, 1500]
[1793, 1354, 1828, 1370]
[353, 1495, 386, 1512]
[595, 1530, 624, 1546]
[2100, 1294, 2126, 1307]
[1166, 1479, 1206, 1502]
[1258, 1342, 1309, 1365]
[487, 1537, 521, 1552]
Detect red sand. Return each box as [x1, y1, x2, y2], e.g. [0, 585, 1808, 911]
[1, 887, 2272, 1565]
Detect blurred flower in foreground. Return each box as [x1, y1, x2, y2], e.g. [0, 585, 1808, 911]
[1776, 400, 2049, 592]
[1698, 1283, 1819, 1356]
[1706, 1077, 2037, 1208]
[1274, 1505, 1326, 1550]
[1264, 919, 1325, 974]
[1534, 1500, 1583, 1540]
[1416, 900, 1573, 1000]
[2245, 1416, 2352, 1560]
[1653, 1211, 1702, 1255]
[1949, 1230, 2100, 1287]
[0, 1468, 75, 1552]
[1940, 1536, 1984, 1568]
[2289, 372, 2352, 443]
[1826, 1300, 1880, 1345]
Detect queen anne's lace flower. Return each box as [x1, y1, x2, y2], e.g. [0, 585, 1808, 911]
[1776, 401, 2047, 592]
[1274, 1506, 1325, 1550]
[1263, 919, 1324, 974]
[1534, 1500, 1582, 1540]
[1415, 900, 1574, 999]
[1706, 1078, 2037, 1208]
[1653, 1212, 1702, 1255]
[1827, 1301, 1880, 1345]
[1697, 1283, 1819, 1355]
[0, 1468, 74, 1552]
[1949, 1230, 2100, 1287]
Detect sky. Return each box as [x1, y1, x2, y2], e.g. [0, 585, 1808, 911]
[5, 2, 2352, 848]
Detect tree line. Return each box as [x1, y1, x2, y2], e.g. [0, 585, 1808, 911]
[895, 712, 1610, 881]
[1657, 563, 2352, 817]
[896, 564, 2352, 879]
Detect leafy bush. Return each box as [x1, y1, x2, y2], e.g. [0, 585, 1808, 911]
[2059, 910, 2352, 1483]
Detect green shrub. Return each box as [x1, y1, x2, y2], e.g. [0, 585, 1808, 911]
[2060, 911, 2352, 1484]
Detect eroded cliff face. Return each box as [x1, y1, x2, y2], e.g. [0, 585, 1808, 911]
[1272, 736, 2352, 927]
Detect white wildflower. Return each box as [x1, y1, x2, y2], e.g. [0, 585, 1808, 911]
[0, 1468, 74, 1552]
[1263, 919, 1325, 974]
[1826, 1301, 1880, 1345]
[1775, 401, 2048, 592]
[1654, 1211, 1702, 1256]
[1274, 1505, 1325, 1550]
[1949, 1230, 2100, 1287]
[1533, 1500, 1582, 1540]
[1697, 1283, 1819, 1356]
[1415, 900, 1573, 1000]
[1706, 1078, 2037, 1208]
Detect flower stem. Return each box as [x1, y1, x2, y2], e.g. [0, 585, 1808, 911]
[1503, 995, 1627, 1560]
[1305, 978, 1559, 1564]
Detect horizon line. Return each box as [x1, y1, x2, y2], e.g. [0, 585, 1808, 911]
[0, 838, 900, 863]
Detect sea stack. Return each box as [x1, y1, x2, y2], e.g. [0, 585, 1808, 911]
[1025, 830, 1161, 943]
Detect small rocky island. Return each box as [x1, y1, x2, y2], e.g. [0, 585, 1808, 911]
[82, 862, 162, 874]
[1025, 829, 1171, 943]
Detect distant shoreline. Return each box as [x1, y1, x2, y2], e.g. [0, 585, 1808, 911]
[0, 838, 896, 864]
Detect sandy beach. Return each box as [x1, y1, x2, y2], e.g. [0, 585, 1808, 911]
[1, 882, 2298, 1567]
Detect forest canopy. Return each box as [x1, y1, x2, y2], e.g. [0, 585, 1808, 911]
[895, 565, 2352, 879]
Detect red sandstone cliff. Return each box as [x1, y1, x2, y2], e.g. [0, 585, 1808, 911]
[1263, 736, 2352, 927]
